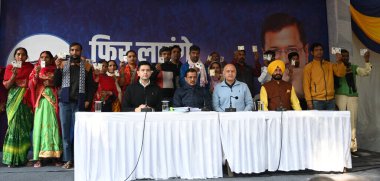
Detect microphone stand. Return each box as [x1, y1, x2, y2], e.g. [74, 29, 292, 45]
[201, 96, 210, 111]
[225, 96, 238, 112]
[141, 88, 153, 112]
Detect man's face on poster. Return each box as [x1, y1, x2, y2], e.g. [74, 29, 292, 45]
[263, 24, 308, 68]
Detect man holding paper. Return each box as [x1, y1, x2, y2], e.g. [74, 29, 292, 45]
[335, 49, 372, 152]
[303, 43, 346, 110]
[54, 42, 95, 169]
[232, 46, 261, 95]
[180, 45, 208, 87]
[151, 46, 177, 102]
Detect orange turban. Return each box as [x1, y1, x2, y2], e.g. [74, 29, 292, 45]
[267, 60, 285, 75]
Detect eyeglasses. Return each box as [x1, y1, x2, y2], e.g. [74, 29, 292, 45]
[270, 47, 304, 55]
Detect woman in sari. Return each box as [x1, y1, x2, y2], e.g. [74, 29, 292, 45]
[119, 50, 139, 92]
[106, 60, 122, 111]
[0, 67, 8, 150]
[29, 51, 63, 167]
[92, 60, 118, 112]
[2, 47, 34, 167]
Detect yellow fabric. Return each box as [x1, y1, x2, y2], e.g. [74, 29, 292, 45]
[260, 86, 269, 111]
[290, 87, 302, 110]
[259, 86, 301, 111]
[303, 60, 346, 101]
[267, 60, 285, 75]
[350, 5, 380, 44]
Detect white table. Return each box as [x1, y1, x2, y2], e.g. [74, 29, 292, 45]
[74, 112, 223, 181]
[219, 111, 352, 174]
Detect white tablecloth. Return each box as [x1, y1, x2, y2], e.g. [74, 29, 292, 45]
[219, 111, 352, 173]
[74, 112, 223, 181]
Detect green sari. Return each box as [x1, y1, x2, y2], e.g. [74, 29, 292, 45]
[33, 87, 62, 160]
[2, 87, 33, 166]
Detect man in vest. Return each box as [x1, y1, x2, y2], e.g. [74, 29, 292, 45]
[260, 60, 301, 111]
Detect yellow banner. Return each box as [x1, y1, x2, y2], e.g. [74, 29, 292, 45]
[350, 5, 380, 44]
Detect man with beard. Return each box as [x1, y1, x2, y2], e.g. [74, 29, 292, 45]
[232, 50, 260, 95]
[179, 45, 208, 87]
[335, 49, 372, 153]
[54, 42, 95, 169]
[260, 60, 301, 111]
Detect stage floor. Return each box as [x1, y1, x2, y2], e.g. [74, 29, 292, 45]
[1, 149, 379, 181]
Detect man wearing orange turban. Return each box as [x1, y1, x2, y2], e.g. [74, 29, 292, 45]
[260, 60, 301, 111]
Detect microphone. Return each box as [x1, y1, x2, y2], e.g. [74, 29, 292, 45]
[201, 97, 210, 111]
[225, 96, 238, 112]
[141, 89, 153, 112]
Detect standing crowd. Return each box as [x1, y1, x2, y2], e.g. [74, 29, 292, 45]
[0, 40, 372, 168]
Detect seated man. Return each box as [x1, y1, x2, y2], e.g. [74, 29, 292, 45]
[213, 64, 253, 111]
[260, 60, 301, 111]
[173, 68, 212, 110]
[122, 61, 162, 112]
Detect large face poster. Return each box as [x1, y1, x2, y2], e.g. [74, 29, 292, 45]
[0, 0, 328, 95]
[0, 0, 328, 65]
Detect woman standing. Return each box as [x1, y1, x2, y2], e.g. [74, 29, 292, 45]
[2, 47, 34, 167]
[106, 60, 122, 111]
[93, 60, 118, 112]
[208, 61, 223, 93]
[0, 66, 8, 150]
[29, 51, 63, 167]
[119, 50, 139, 92]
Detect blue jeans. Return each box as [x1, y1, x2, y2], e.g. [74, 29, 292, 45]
[312, 99, 336, 110]
[59, 102, 79, 162]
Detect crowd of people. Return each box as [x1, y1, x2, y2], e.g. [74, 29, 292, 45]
[0, 39, 372, 169]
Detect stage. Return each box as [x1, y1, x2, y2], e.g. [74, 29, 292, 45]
[0, 150, 379, 181]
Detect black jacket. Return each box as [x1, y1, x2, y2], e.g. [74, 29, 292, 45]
[122, 82, 162, 112]
[173, 83, 212, 110]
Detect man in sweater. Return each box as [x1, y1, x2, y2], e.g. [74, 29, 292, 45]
[303, 43, 346, 110]
[122, 61, 162, 112]
[213, 64, 253, 112]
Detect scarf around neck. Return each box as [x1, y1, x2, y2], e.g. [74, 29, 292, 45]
[187, 59, 208, 87]
[61, 60, 86, 110]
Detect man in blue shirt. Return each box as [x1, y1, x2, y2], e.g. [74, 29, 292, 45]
[179, 45, 208, 88]
[213, 64, 253, 111]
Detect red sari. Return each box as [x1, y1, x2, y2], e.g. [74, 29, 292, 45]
[29, 63, 59, 114]
[121, 65, 139, 92]
[4, 62, 34, 108]
[92, 74, 119, 112]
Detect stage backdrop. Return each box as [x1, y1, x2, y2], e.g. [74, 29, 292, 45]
[0, 0, 328, 65]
